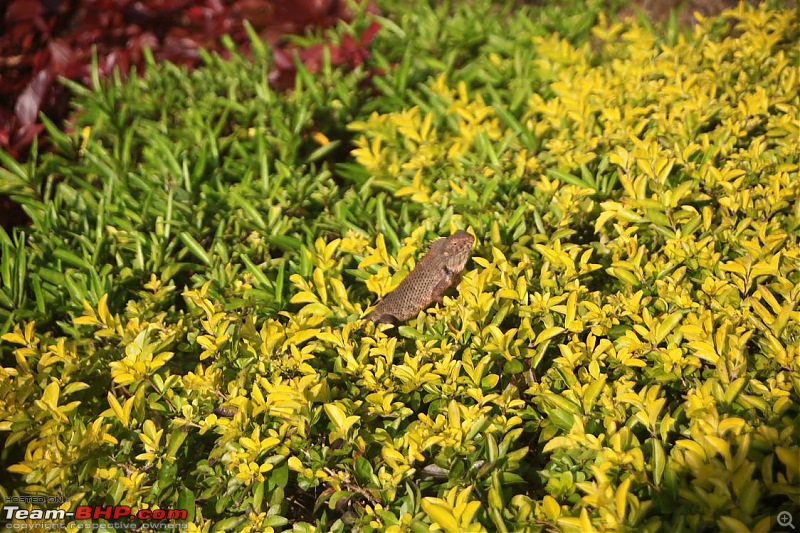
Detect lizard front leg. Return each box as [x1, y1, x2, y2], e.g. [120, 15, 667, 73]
[432, 267, 460, 305]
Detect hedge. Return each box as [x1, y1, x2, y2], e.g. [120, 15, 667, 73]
[1, 1, 798, 531]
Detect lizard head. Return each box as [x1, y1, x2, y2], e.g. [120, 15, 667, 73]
[441, 230, 474, 272]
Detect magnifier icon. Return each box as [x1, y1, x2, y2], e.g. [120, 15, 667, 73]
[778, 511, 795, 530]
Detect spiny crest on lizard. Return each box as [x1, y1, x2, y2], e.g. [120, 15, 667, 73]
[365, 230, 475, 324]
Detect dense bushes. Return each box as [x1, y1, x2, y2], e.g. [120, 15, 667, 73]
[1, 1, 798, 531]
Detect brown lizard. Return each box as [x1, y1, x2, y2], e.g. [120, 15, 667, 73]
[365, 230, 475, 324]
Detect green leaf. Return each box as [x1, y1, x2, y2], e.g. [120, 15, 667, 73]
[179, 232, 213, 266]
[54, 248, 92, 271]
[547, 168, 593, 189]
[177, 489, 196, 523]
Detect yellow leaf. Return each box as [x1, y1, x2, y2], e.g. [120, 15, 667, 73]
[7, 464, 33, 474]
[535, 327, 565, 346]
[97, 293, 111, 325]
[448, 400, 461, 430]
[108, 392, 128, 428]
[655, 312, 684, 344]
[580, 508, 596, 533]
[63, 382, 90, 395]
[395, 186, 418, 197]
[454, 485, 474, 508]
[142, 419, 159, 441]
[721, 261, 747, 278]
[565, 291, 578, 329]
[542, 437, 573, 453]
[73, 316, 102, 326]
[716, 516, 750, 533]
[615, 477, 631, 521]
[1, 332, 28, 345]
[459, 501, 482, 528]
[324, 403, 360, 434]
[290, 291, 319, 304]
[358, 254, 384, 269]
[288, 457, 304, 471]
[775, 447, 799, 477]
[381, 447, 406, 467]
[329, 277, 350, 306]
[298, 302, 332, 317]
[676, 439, 707, 460]
[312, 131, 330, 145]
[313, 268, 328, 304]
[42, 381, 60, 410]
[717, 416, 746, 437]
[542, 495, 561, 520]
[652, 439, 666, 485]
[421, 498, 460, 533]
[113, 372, 136, 386]
[286, 329, 321, 346]
[136, 452, 157, 462]
[751, 254, 781, 279]
[496, 288, 519, 300]
[687, 341, 719, 364]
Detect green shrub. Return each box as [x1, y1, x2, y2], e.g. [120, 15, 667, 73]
[1, 1, 798, 532]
